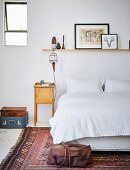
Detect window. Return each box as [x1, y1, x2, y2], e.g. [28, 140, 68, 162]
[4, 2, 27, 46]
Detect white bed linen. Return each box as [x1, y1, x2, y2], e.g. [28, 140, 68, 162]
[49, 92, 130, 144]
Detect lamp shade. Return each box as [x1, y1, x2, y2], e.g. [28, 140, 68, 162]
[49, 52, 58, 72]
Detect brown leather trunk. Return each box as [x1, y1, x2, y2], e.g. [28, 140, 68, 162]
[1, 107, 27, 117]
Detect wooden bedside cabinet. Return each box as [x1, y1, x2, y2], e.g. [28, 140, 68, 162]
[34, 82, 55, 126]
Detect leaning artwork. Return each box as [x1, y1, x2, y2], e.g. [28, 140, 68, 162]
[79, 29, 105, 44]
[75, 24, 109, 49]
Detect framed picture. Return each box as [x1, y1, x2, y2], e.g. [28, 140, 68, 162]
[101, 34, 118, 49]
[74, 23, 109, 49]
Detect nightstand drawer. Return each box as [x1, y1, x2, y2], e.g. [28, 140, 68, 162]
[35, 88, 53, 103]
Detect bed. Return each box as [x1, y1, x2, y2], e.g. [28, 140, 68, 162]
[49, 78, 130, 151]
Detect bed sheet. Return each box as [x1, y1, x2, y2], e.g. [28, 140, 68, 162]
[50, 92, 130, 144]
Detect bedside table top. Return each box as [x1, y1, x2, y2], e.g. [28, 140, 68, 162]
[34, 82, 55, 88]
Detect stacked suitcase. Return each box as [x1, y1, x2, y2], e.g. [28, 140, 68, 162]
[0, 107, 28, 128]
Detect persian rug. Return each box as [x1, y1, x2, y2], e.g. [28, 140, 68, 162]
[0, 127, 130, 170]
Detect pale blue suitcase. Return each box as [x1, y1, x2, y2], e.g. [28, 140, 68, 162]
[0, 112, 28, 129]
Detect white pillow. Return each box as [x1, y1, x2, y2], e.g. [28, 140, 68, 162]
[66, 79, 103, 93]
[105, 78, 130, 92]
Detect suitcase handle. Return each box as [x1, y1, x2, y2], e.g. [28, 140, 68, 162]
[8, 120, 17, 128]
[8, 120, 17, 124]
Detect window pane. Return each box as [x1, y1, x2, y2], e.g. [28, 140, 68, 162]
[7, 4, 27, 30]
[5, 32, 27, 46]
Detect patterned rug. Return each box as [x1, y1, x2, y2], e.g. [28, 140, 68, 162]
[0, 127, 130, 170]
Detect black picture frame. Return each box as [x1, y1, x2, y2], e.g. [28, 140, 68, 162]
[74, 23, 109, 49]
[101, 34, 118, 49]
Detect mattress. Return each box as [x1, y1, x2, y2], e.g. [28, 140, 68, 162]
[71, 136, 130, 151]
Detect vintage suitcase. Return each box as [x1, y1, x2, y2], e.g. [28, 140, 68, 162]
[0, 112, 28, 129]
[1, 107, 27, 117]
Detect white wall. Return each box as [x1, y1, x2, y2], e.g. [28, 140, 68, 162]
[0, 0, 130, 123]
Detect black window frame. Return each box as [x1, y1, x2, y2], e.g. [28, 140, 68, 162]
[4, 2, 27, 34]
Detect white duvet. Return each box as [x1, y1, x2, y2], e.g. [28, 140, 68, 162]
[49, 92, 130, 144]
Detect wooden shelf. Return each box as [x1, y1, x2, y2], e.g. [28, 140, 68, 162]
[42, 48, 130, 52]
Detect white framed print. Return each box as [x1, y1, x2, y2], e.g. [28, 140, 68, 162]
[101, 34, 118, 49]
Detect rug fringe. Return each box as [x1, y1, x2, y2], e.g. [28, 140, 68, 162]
[0, 128, 25, 167]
